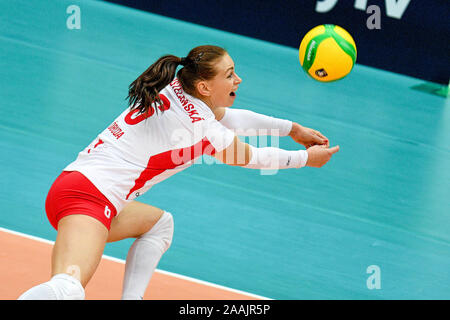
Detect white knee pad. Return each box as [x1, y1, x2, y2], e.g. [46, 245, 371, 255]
[18, 273, 85, 300]
[141, 211, 174, 253]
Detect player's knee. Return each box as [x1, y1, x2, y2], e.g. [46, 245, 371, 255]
[158, 211, 174, 252]
[142, 210, 174, 253]
[18, 273, 85, 300]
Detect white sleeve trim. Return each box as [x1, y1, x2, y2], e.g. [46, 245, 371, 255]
[219, 108, 292, 136]
[244, 145, 308, 169]
[204, 119, 236, 153]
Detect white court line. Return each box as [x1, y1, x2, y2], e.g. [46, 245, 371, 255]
[0, 227, 271, 300]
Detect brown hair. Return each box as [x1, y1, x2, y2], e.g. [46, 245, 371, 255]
[127, 45, 227, 115]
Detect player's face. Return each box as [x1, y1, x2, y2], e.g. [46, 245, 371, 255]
[200, 53, 242, 108]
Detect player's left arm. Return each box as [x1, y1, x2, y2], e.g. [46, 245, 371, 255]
[214, 107, 329, 148]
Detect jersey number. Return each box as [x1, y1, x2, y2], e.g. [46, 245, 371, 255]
[124, 94, 170, 125]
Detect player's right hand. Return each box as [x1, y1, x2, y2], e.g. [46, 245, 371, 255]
[306, 145, 340, 168]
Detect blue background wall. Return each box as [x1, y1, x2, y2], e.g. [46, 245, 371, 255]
[103, 0, 450, 85]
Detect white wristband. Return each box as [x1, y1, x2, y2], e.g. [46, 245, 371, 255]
[244, 145, 308, 169]
[219, 108, 292, 136]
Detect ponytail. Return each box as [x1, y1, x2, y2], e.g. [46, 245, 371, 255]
[127, 55, 181, 115]
[127, 45, 227, 115]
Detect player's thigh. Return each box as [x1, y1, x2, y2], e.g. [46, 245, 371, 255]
[52, 214, 109, 287]
[107, 201, 164, 243]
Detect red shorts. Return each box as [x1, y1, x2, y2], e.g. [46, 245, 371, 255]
[45, 171, 117, 230]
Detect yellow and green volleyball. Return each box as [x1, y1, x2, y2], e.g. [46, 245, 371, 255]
[299, 24, 357, 82]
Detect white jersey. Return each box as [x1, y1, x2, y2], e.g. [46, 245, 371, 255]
[64, 78, 235, 213]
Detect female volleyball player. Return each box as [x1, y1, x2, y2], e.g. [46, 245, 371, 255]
[18, 45, 339, 300]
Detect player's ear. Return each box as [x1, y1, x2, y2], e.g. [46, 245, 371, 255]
[196, 80, 212, 97]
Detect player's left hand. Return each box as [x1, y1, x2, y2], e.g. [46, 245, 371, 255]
[289, 122, 329, 148]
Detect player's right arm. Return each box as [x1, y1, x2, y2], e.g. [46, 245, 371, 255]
[213, 136, 339, 168]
